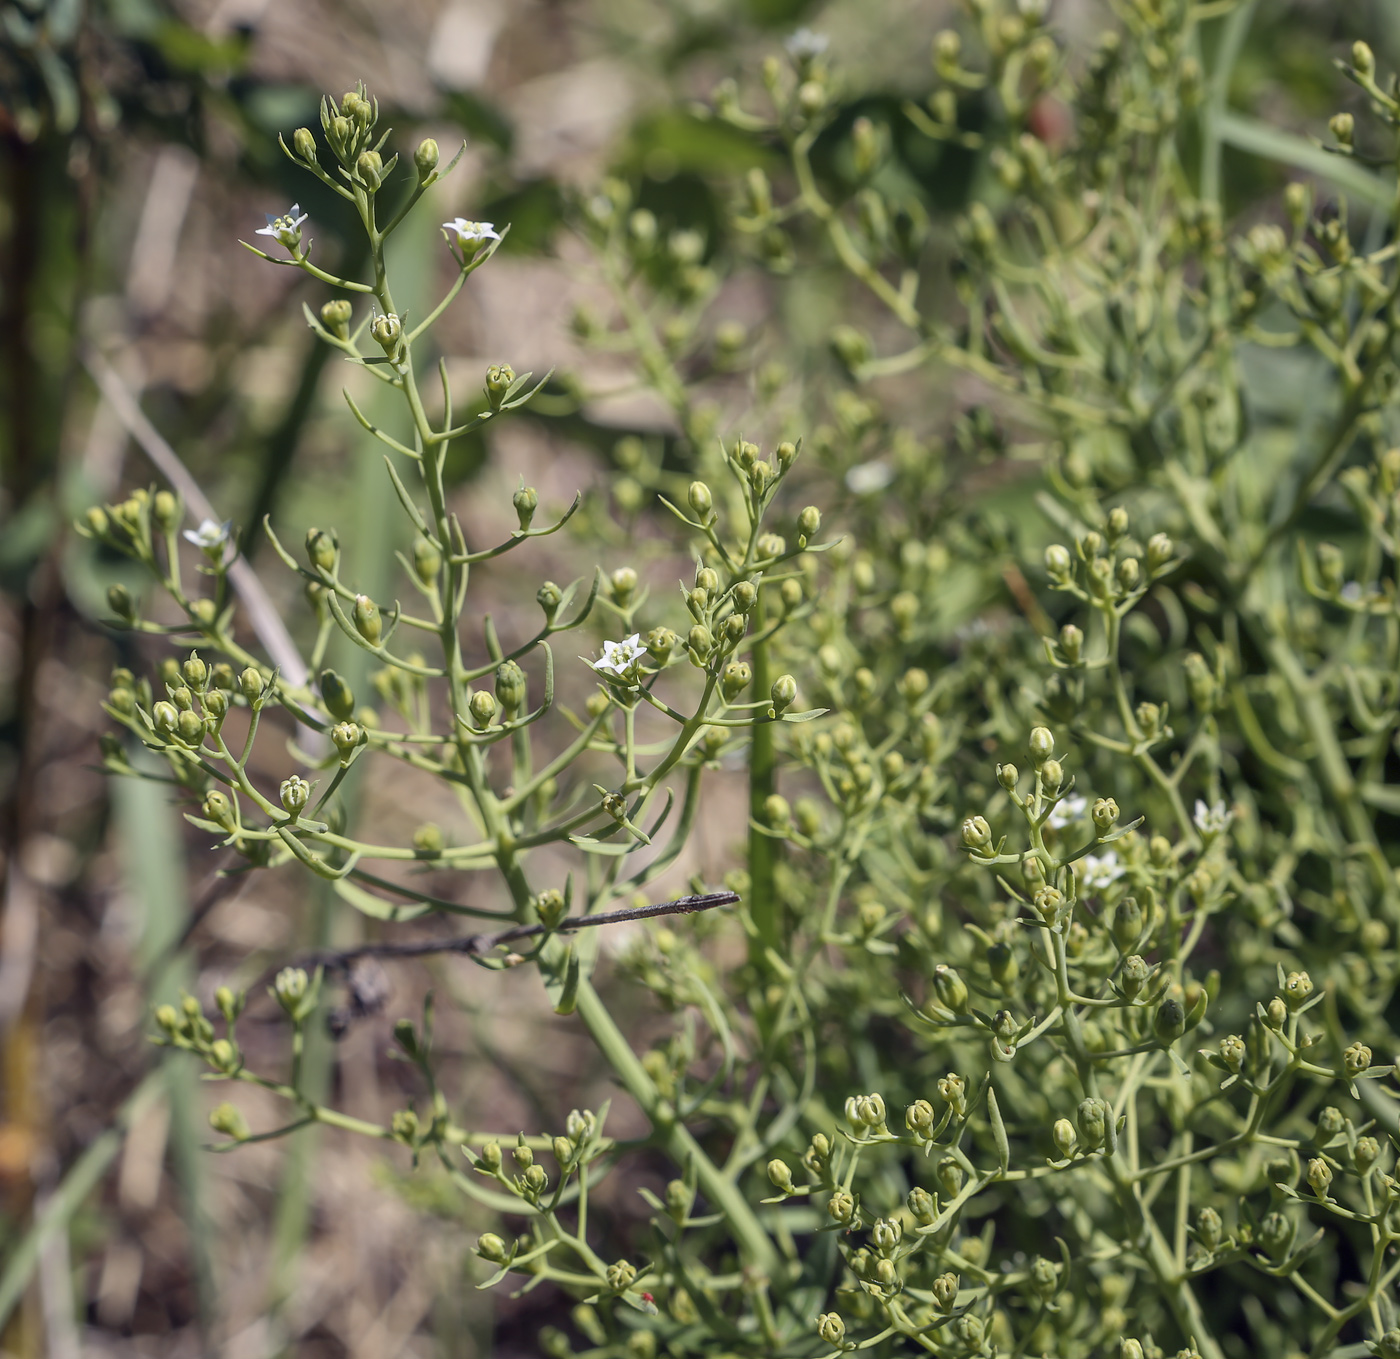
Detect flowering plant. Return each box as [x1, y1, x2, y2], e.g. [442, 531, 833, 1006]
[81, 10, 1400, 1359]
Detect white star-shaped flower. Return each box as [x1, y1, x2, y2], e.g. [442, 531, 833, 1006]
[1047, 794, 1087, 830]
[1079, 850, 1124, 891]
[587, 634, 648, 679]
[255, 204, 308, 250]
[183, 518, 233, 556]
[1193, 799, 1233, 836]
[442, 218, 501, 251]
[785, 27, 829, 61]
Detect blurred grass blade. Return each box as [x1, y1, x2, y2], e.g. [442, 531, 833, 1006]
[1216, 111, 1393, 208]
[0, 1068, 166, 1330]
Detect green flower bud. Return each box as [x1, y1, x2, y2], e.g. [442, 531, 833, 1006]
[798, 505, 821, 538]
[209, 1102, 250, 1140]
[1377, 1332, 1400, 1359]
[1058, 622, 1083, 663]
[1344, 1041, 1373, 1078]
[331, 722, 361, 760]
[1316, 1106, 1346, 1140]
[731, 580, 757, 614]
[320, 299, 352, 340]
[937, 1154, 963, 1197]
[1122, 1342, 1144, 1359]
[356, 150, 383, 188]
[1030, 1256, 1058, 1299]
[687, 481, 713, 518]
[1353, 40, 1376, 78]
[1076, 1097, 1107, 1150]
[318, 669, 355, 722]
[1040, 758, 1063, 792]
[1155, 996, 1185, 1046]
[1112, 896, 1142, 950]
[932, 964, 969, 1014]
[412, 823, 443, 855]
[1029, 726, 1054, 762]
[1122, 954, 1150, 999]
[996, 762, 1019, 791]
[609, 567, 637, 604]
[279, 775, 311, 816]
[1265, 996, 1287, 1030]
[828, 1190, 856, 1225]
[292, 126, 317, 161]
[391, 1109, 419, 1145]
[370, 312, 401, 352]
[84, 506, 110, 536]
[766, 1159, 795, 1193]
[1356, 1136, 1381, 1172]
[153, 490, 179, 531]
[1147, 532, 1173, 571]
[721, 661, 751, 700]
[353, 595, 382, 645]
[469, 690, 498, 728]
[171, 686, 193, 712]
[305, 528, 337, 572]
[756, 532, 786, 559]
[1329, 112, 1354, 147]
[485, 363, 515, 410]
[606, 1259, 636, 1292]
[181, 655, 207, 691]
[1259, 1210, 1291, 1258]
[665, 1178, 693, 1221]
[644, 627, 677, 664]
[412, 535, 442, 584]
[154, 1004, 180, 1034]
[817, 1313, 846, 1347]
[1092, 797, 1120, 833]
[932, 1271, 959, 1311]
[1045, 543, 1072, 578]
[513, 486, 538, 531]
[414, 137, 439, 180]
[203, 789, 237, 832]
[523, 1163, 548, 1194]
[687, 624, 712, 661]
[1033, 886, 1064, 922]
[477, 1232, 509, 1262]
[871, 1216, 902, 1254]
[1195, 1206, 1223, 1251]
[961, 815, 991, 850]
[176, 710, 204, 744]
[107, 583, 134, 619]
[239, 667, 264, 704]
[1117, 556, 1140, 590]
[1307, 1156, 1333, 1197]
[1282, 970, 1313, 1009]
[905, 1099, 935, 1137]
[907, 1185, 935, 1224]
[764, 794, 791, 829]
[937, 1072, 968, 1116]
[537, 580, 562, 621]
[208, 1038, 238, 1073]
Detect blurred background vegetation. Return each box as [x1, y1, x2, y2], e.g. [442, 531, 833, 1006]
[1, 0, 1399, 1354]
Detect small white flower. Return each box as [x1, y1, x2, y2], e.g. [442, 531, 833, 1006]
[1079, 850, 1124, 891]
[1340, 581, 1363, 603]
[255, 204, 308, 250]
[183, 519, 233, 555]
[845, 460, 894, 495]
[785, 27, 829, 61]
[1047, 795, 1087, 830]
[587, 634, 648, 679]
[442, 218, 501, 251]
[1193, 799, 1233, 836]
